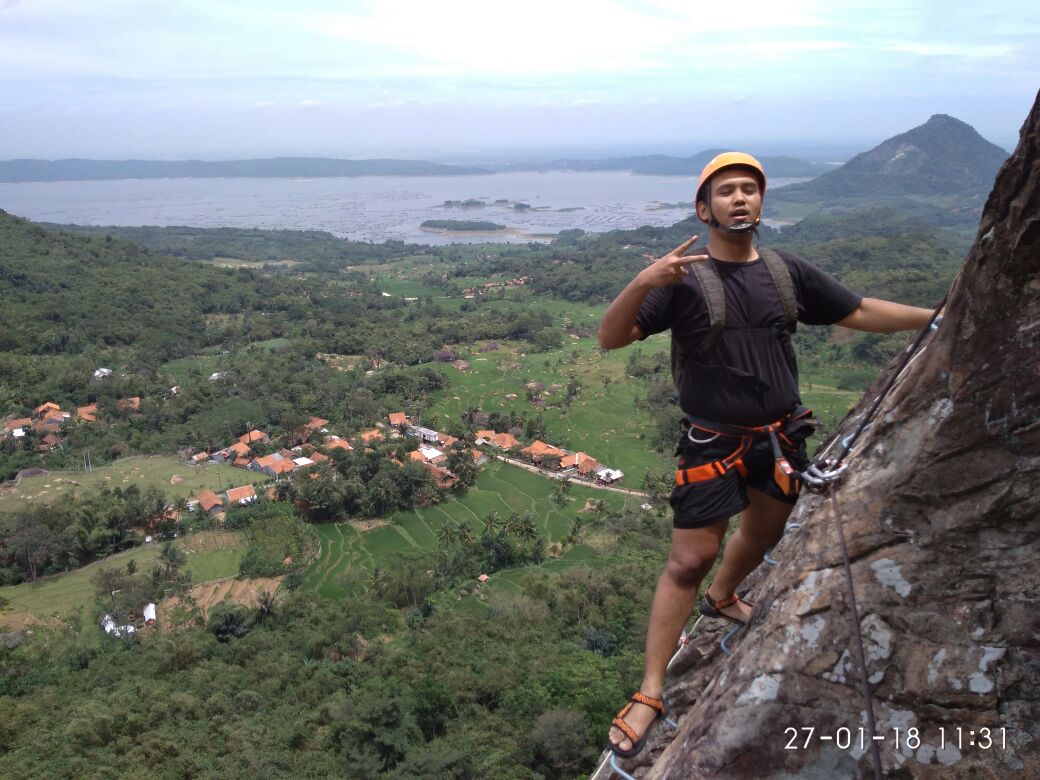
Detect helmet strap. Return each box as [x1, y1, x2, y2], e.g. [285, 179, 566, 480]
[707, 201, 758, 236]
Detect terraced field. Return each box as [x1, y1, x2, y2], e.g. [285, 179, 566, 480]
[300, 460, 631, 599]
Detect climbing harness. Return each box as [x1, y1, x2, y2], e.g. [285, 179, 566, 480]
[676, 405, 817, 499]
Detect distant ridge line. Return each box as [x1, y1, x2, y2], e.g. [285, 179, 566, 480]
[0, 157, 493, 183]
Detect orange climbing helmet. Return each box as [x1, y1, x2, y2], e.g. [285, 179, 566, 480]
[695, 152, 766, 203]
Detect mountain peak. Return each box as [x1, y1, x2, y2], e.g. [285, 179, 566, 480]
[772, 113, 1009, 200]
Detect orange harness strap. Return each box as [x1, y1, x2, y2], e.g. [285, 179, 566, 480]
[675, 438, 751, 486]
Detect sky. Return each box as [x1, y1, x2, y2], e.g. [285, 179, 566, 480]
[1, 0, 1037, 160]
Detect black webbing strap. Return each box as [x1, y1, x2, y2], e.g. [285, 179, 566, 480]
[759, 248, 798, 334]
[688, 260, 727, 354]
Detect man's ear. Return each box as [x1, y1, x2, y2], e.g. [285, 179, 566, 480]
[695, 200, 711, 224]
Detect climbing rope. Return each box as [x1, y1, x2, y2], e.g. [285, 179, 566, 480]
[804, 301, 945, 780]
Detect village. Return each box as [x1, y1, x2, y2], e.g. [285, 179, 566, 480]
[2, 388, 627, 525]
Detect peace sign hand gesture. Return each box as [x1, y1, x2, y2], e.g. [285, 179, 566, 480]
[638, 235, 709, 289]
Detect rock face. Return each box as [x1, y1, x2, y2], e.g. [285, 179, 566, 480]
[608, 93, 1040, 779]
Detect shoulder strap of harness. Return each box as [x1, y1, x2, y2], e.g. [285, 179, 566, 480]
[670, 259, 726, 386]
[758, 247, 798, 333]
[688, 260, 727, 354]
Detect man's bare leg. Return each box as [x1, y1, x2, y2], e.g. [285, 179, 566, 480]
[608, 522, 727, 753]
[705, 487, 794, 622]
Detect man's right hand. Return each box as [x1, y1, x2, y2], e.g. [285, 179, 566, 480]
[637, 235, 709, 289]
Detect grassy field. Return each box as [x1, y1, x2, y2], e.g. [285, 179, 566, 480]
[0, 530, 246, 630]
[161, 354, 222, 385]
[0, 455, 271, 514]
[300, 460, 632, 600]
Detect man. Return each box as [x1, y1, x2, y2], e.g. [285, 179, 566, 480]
[599, 152, 936, 757]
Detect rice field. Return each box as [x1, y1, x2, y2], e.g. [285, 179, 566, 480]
[300, 460, 631, 600]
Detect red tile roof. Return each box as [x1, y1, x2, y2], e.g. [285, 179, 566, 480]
[388, 412, 410, 427]
[225, 485, 257, 504]
[239, 430, 268, 444]
[491, 433, 520, 449]
[197, 490, 223, 512]
[76, 404, 98, 422]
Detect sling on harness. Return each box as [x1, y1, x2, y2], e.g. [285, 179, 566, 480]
[676, 406, 817, 497]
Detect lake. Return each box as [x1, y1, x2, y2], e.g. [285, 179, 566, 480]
[0, 171, 805, 244]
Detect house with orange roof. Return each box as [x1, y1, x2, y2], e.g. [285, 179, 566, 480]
[491, 432, 520, 450]
[424, 463, 458, 490]
[408, 449, 426, 464]
[37, 433, 62, 452]
[117, 397, 141, 414]
[239, 430, 270, 445]
[437, 433, 459, 448]
[474, 429, 497, 443]
[190, 451, 210, 465]
[306, 416, 329, 431]
[560, 452, 599, 475]
[5, 417, 32, 432]
[33, 416, 64, 434]
[309, 451, 329, 464]
[233, 455, 252, 468]
[196, 490, 224, 516]
[388, 412, 411, 429]
[324, 436, 353, 451]
[520, 440, 566, 464]
[225, 485, 258, 506]
[33, 402, 61, 418]
[472, 449, 489, 467]
[250, 453, 296, 477]
[77, 404, 98, 423]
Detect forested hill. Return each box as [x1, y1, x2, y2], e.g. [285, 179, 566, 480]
[0, 210, 317, 359]
[0, 157, 489, 183]
[37, 223, 424, 265]
[771, 114, 1008, 200]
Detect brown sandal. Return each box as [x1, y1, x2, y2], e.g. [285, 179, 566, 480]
[609, 692, 666, 758]
[699, 592, 753, 626]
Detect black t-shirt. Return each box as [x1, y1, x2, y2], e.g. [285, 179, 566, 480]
[635, 248, 862, 426]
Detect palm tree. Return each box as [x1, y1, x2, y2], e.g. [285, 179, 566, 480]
[517, 514, 539, 543]
[437, 519, 459, 548]
[456, 522, 475, 547]
[481, 511, 500, 538]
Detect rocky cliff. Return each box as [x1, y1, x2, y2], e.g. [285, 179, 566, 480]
[602, 91, 1040, 779]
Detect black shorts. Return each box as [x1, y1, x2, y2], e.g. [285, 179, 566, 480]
[669, 427, 811, 530]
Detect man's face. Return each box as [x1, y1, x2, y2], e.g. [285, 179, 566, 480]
[696, 168, 763, 228]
